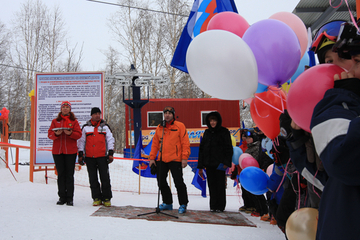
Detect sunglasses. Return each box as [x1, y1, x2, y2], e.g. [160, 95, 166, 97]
[310, 20, 346, 53]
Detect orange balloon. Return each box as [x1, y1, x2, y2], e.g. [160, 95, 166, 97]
[286, 208, 318, 240]
[250, 87, 287, 139]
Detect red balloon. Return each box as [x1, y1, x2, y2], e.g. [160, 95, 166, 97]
[287, 64, 344, 132]
[207, 12, 250, 38]
[240, 156, 259, 169]
[250, 87, 287, 139]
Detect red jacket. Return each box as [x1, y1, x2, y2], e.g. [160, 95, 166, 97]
[149, 120, 190, 163]
[48, 118, 82, 154]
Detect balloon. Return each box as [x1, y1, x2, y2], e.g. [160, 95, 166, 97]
[286, 208, 318, 240]
[250, 87, 287, 139]
[243, 19, 301, 87]
[243, 97, 253, 105]
[231, 135, 236, 147]
[287, 64, 344, 132]
[256, 82, 268, 93]
[239, 166, 269, 195]
[269, 12, 308, 59]
[290, 52, 310, 83]
[207, 12, 250, 38]
[240, 156, 259, 169]
[186, 30, 258, 100]
[232, 147, 243, 165]
[239, 153, 252, 167]
[281, 81, 291, 93]
[266, 163, 274, 176]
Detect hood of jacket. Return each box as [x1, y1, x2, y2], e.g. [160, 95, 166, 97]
[206, 111, 222, 129]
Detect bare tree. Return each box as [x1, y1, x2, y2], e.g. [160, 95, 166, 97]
[11, 0, 68, 139]
[57, 41, 84, 72]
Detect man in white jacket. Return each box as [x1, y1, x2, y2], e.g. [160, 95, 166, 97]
[78, 107, 115, 207]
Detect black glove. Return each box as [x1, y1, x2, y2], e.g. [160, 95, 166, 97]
[107, 150, 114, 164]
[150, 164, 157, 175]
[78, 151, 84, 165]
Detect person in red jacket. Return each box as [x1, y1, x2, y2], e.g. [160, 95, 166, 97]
[48, 101, 82, 206]
[149, 106, 191, 214]
[77, 107, 115, 207]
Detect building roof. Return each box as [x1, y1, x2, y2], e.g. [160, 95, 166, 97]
[292, 0, 357, 36]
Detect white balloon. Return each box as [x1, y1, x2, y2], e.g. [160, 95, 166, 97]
[186, 30, 258, 100]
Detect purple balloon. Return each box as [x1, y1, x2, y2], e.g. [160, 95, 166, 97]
[243, 19, 301, 87]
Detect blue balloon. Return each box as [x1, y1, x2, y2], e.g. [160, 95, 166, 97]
[239, 166, 269, 195]
[232, 147, 243, 165]
[256, 82, 268, 93]
[289, 51, 310, 82]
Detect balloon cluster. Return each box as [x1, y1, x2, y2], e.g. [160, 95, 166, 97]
[0, 107, 10, 120]
[186, 11, 310, 139]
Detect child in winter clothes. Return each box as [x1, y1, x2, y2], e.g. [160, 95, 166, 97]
[310, 21, 360, 240]
[239, 130, 272, 217]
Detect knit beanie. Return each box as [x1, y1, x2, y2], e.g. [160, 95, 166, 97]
[91, 107, 101, 115]
[61, 101, 71, 110]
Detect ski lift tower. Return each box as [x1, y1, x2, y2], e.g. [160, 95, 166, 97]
[105, 64, 169, 152]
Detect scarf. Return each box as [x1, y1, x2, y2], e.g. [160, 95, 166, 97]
[91, 120, 101, 133]
[61, 114, 73, 129]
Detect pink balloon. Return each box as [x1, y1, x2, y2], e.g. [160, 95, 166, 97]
[243, 97, 253, 105]
[287, 64, 344, 132]
[207, 12, 250, 38]
[241, 156, 259, 169]
[269, 12, 308, 58]
[266, 163, 274, 176]
[239, 153, 252, 167]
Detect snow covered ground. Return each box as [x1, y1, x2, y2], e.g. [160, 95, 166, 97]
[0, 140, 285, 240]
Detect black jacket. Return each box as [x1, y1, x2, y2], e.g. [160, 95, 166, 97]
[197, 112, 233, 169]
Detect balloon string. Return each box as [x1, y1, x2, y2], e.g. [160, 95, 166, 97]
[329, 0, 359, 32]
[270, 87, 287, 112]
[275, 158, 291, 193]
[253, 99, 270, 118]
[254, 95, 284, 113]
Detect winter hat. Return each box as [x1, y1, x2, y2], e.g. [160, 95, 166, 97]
[61, 101, 71, 110]
[163, 106, 175, 116]
[91, 107, 101, 115]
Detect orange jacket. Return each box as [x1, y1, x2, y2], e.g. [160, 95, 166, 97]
[149, 120, 190, 163]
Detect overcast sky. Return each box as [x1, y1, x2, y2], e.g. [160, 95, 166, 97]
[1, 0, 300, 71]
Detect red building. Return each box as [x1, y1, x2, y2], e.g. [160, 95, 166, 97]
[125, 98, 240, 159]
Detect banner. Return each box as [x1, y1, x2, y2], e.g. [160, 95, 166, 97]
[35, 72, 104, 164]
[132, 132, 156, 178]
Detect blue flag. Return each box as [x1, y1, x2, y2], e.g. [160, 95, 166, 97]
[191, 169, 207, 197]
[170, 0, 238, 73]
[132, 131, 156, 178]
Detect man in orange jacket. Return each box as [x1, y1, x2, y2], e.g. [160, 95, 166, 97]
[149, 106, 190, 214]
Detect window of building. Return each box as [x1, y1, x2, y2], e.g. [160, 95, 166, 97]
[148, 111, 163, 128]
[201, 111, 213, 127]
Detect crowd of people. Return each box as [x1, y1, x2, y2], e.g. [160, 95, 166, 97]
[46, 19, 360, 240]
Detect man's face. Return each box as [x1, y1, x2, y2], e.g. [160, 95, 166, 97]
[91, 112, 101, 122]
[164, 111, 173, 122]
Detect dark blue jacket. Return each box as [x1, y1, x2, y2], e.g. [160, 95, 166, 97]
[311, 79, 360, 240]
